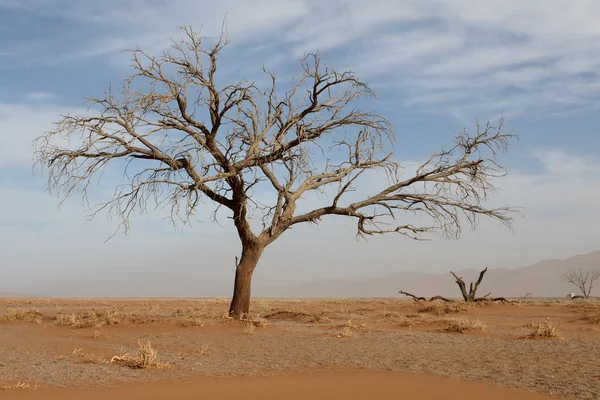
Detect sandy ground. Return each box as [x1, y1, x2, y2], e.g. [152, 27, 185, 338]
[0, 298, 599, 400]
[3, 370, 556, 400]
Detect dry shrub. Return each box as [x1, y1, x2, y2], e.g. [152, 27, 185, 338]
[528, 319, 561, 339]
[397, 313, 431, 327]
[310, 313, 333, 323]
[339, 326, 353, 337]
[54, 308, 122, 328]
[582, 312, 600, 325]
[178, 315, 205, 327]
[57, 348, 106, 364]
[110, 340, 169, 369]
[574, 304, 600, 324]
[339, 319, 367, 329]
[377, 309, 401, 321]
[92, 330, 108, 339]
[419, 301, 474, 316]
[443, 317, 485, 333]
[0, 308, 42, 324]
[243, 322, 256, 334]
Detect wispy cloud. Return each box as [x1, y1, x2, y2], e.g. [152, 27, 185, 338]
[2, 1, 600, 117]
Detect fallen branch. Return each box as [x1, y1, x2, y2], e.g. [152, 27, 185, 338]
[398, 290, 427, 302]
[398, 291, 455, 302]
[474, 297, 510, 303]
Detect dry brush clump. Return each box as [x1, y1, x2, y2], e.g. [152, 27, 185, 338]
[177, 314, 206, 327]
[53, 307, 166, 328]
[54, 308, 123, 328]
[419, 301, 475, 316]
[335, 319, 369, 337]
[0, 308, 43, 324]
[527, 319, 562, 339]
[109, 340, 169, 369]
[443, 317, 485, 333]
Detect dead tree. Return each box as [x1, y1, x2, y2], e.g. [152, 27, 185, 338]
[33, 24, 518, 318]
[562, 268, 600, 298]
[399, 267, 509, 303]
[450, 267, 488, 302]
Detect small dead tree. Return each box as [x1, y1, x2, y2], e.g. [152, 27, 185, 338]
[33, 25, 518, 318]
[450, 267, 488, 302]
[562, 268, 600, 299]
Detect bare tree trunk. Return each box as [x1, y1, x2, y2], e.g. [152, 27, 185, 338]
[228, 243, 264, 318]
[450, 267, 488, 302]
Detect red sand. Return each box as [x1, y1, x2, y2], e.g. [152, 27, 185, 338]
[3, 370, 555, 400]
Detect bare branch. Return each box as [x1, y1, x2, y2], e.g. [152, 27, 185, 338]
[562, 268, 600, 298]
[31, 22, 520, 318]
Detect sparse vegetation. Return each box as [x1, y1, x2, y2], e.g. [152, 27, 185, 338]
[57, 348, 106, 364]
[178, 315, 205, 327]
[243, 322, 256, 335]
[0, 297, 599, 400]
[527, 319, 561, 339]
[0, 308, 43, 324]
[54, 308, 123, 328]
[33, 23, 517, 318]
[0, 382, 37, 390]
[109, 340, 169, 369]
[419, 301, 475, 316]
[443, 317, 485, 333]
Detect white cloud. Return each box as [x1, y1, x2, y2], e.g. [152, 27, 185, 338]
[3, 1, 600, 117]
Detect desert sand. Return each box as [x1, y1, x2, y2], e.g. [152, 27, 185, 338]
[1, 298, 599, 399]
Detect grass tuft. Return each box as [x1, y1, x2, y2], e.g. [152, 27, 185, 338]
[0, 308, 43, 324]
[443, 316, 485, 333]
[109, 340, 169, 369]
[528, 319, 561, 339]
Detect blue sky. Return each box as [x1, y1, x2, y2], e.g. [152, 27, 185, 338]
[1, 0, 599, 297]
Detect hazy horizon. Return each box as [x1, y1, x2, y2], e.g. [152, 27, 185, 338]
[2, 1, 600, 298]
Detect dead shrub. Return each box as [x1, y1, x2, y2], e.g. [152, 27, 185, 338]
[109, 340, 169, 369]
[443, 317, 485, 333]
[338, 326, 353, 337]
[243, 322, 256, 334]
[309, 313, 333, 323]
[528, 319, 561, 339]
[178, 315, 205, 327]
[54, 308, 123, 328]
[0, 308, 42, 324]
[419, 301, 474, 316]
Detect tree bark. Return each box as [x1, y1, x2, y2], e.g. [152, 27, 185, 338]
[228, 243, 264, 318]
[450, 267, 488, 302]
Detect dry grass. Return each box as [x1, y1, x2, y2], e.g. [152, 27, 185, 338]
[528, 319, 562, 339]
[443, 317, 485, 333]
[57, 348, 106, 364]
[338, 326, 354, 337]
[419, 301, 475, 316]
[243, 322, 256, 335]
[109, 340, 169, 369]
[0, 308, 43, 324]
[582, 312, 600, 325]
[177, 315, 205, 327]
[92, 330, 108, 339]
[309, 313, 333, 323]
[0, 382, 38, 390]
[54, 308, 123, 328]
